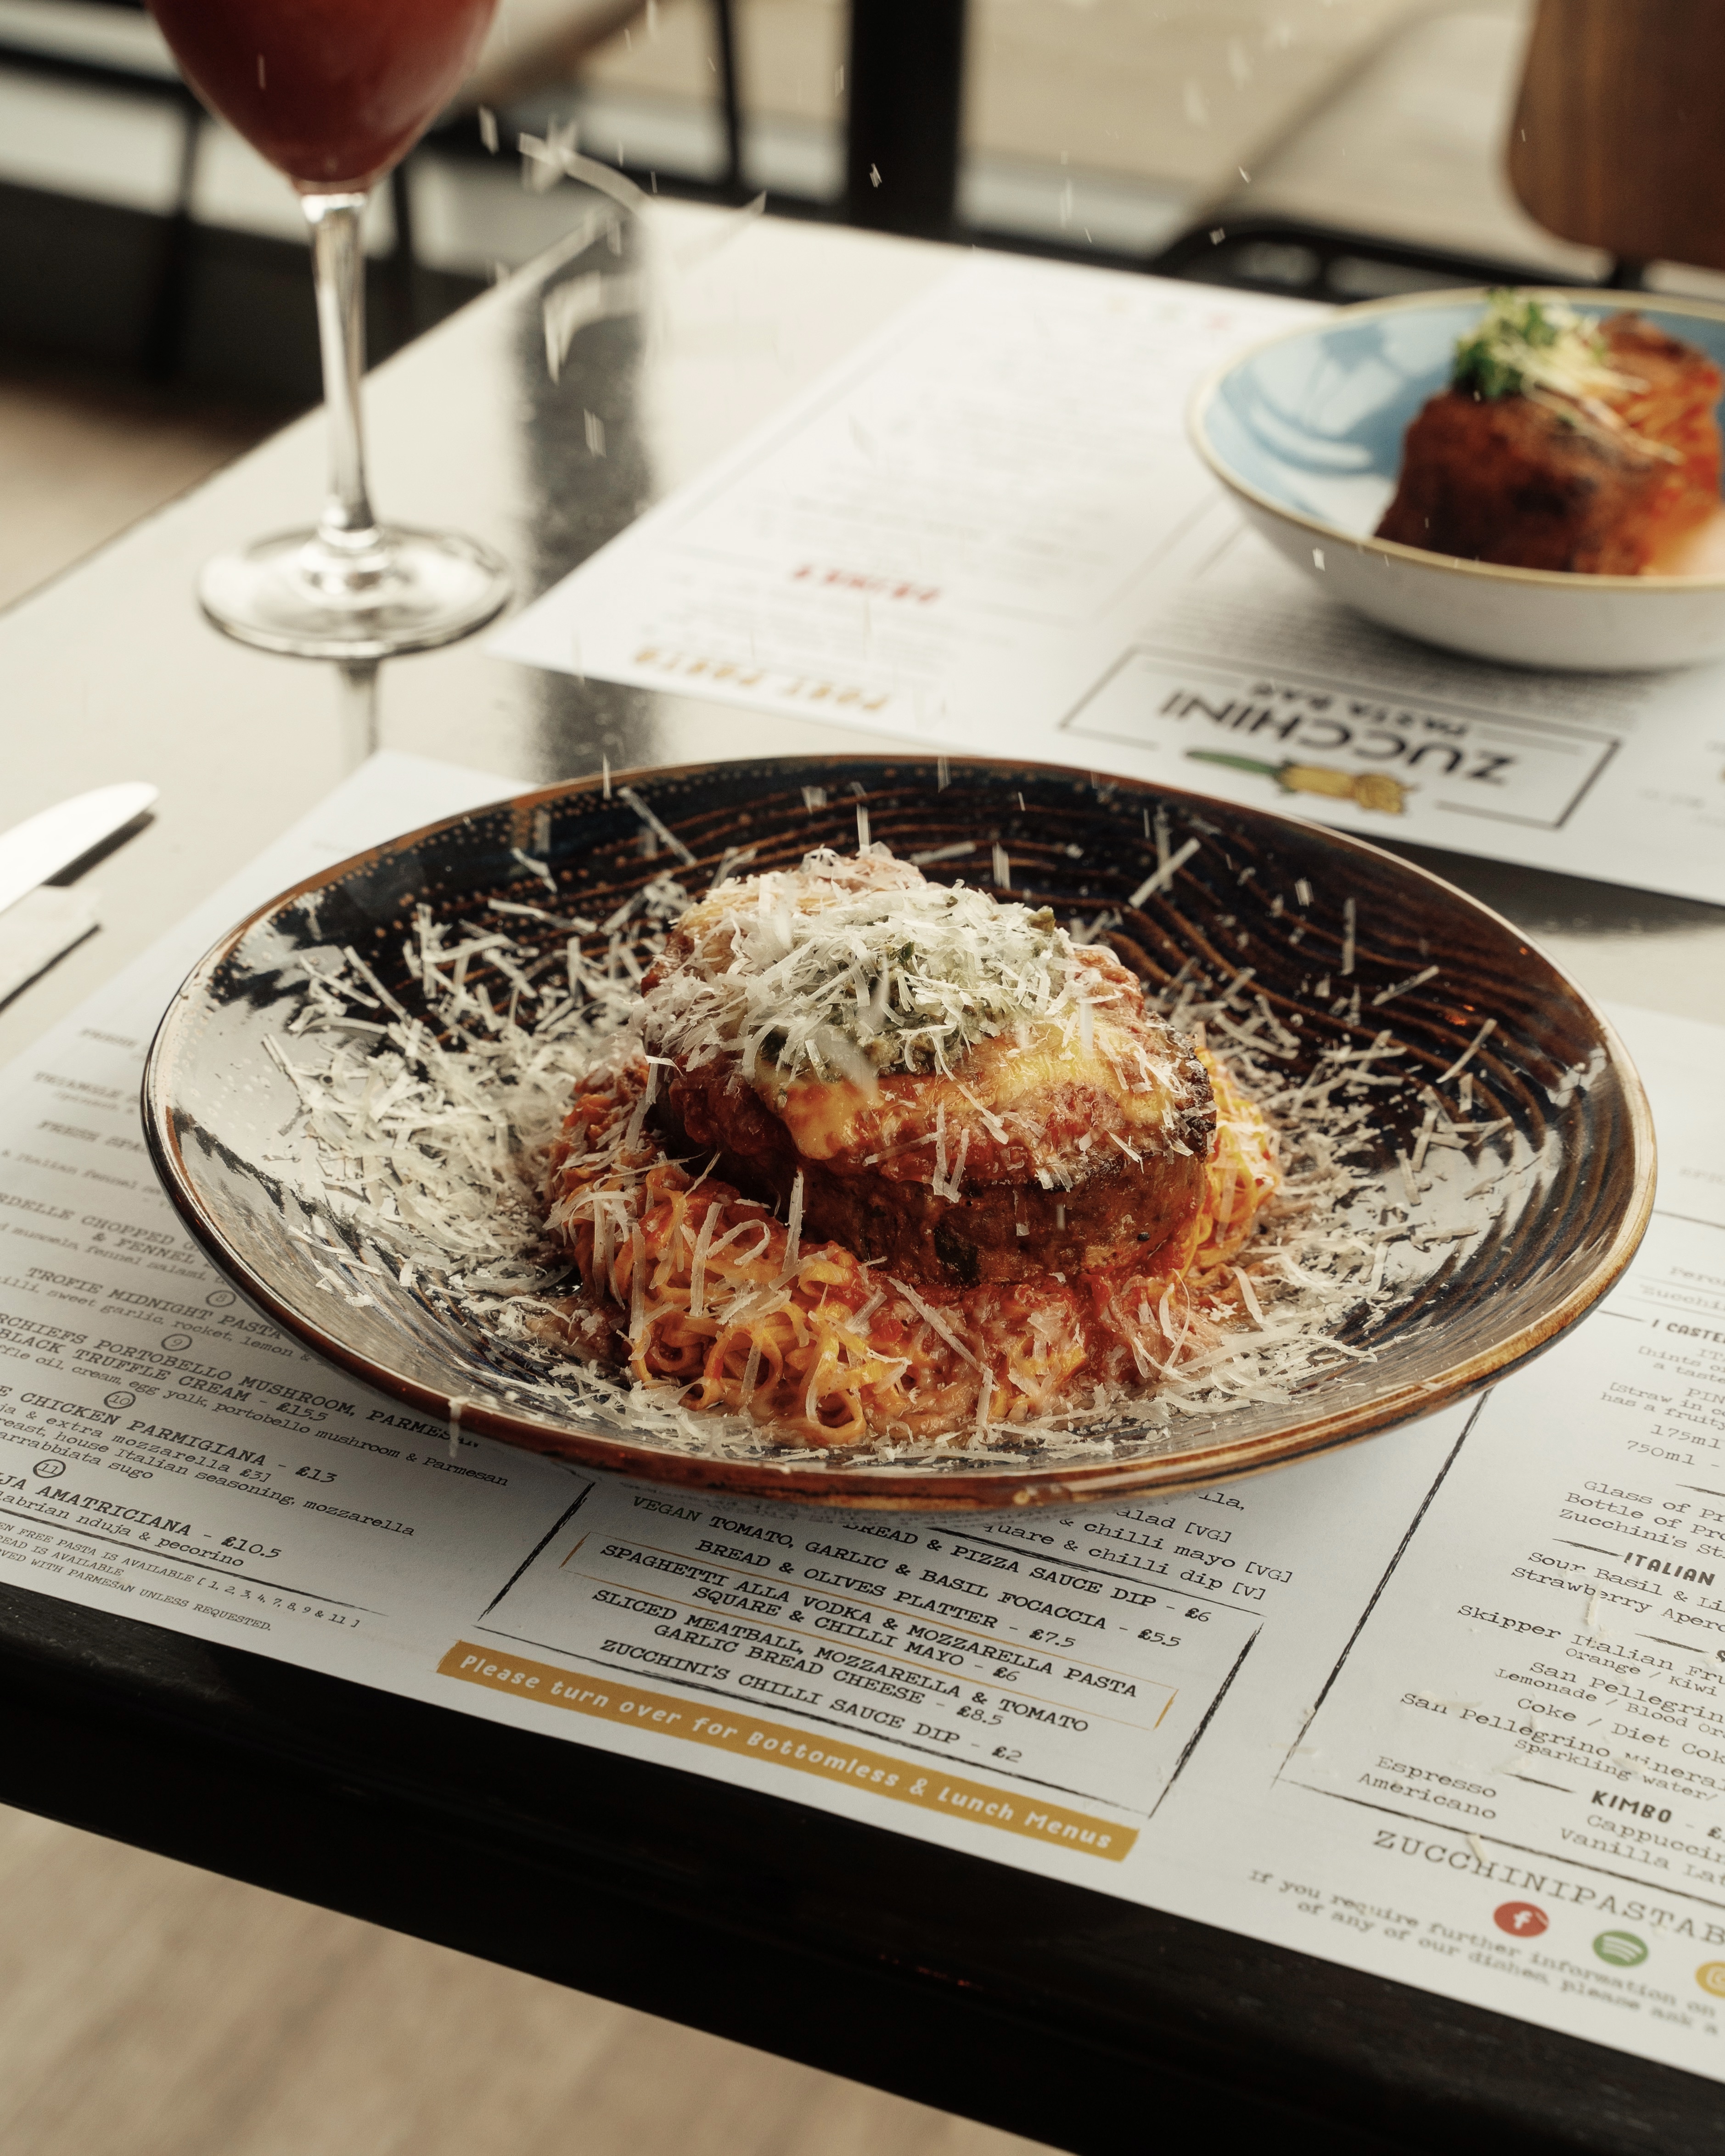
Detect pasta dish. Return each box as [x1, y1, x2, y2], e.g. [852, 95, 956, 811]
[538, 849, 1278, 1446]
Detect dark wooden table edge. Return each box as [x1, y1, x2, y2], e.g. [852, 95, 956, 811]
[0, 1581, 1708, 2156]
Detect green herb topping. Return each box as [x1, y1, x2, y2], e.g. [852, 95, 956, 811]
[1450, 289, 1636, 405]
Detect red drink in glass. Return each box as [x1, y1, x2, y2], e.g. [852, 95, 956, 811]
[146, 0, 511, 661]
[150, 0, 497, 189]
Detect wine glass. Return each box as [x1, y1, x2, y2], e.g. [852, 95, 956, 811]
[149, 0, 511, 658]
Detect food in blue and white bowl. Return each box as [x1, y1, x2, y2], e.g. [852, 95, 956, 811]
[1191, 286, 1725, 670]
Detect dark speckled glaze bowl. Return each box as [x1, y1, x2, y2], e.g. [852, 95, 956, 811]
[141, 755, 1654, 1510]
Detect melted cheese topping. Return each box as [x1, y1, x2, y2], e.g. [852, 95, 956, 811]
[771, 1007, 1190, 1181]
[650, 848, 1204, 1189]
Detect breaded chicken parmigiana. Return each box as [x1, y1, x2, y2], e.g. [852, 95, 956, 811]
[641, 850, 1216, 1287]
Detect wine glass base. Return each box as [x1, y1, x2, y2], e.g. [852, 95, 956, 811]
[198, 527, 512, 661]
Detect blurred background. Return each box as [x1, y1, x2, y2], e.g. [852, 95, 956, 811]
[0, 1, 1714, 2148]
[19, 0, 1725, 623]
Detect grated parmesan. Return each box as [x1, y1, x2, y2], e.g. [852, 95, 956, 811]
[248, 837, 1528, 1472]
[646, 847, 1111, 1085]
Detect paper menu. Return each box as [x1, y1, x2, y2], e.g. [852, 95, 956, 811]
[494, 258, 1297, 735]
[468, 1486, 1277, 1852]
[3, 755, 1725, 2077]
[0, 754, 568, 1675]
[491, 252, 1725, 910]
[1286, 1039, 1725, 1922]
[1291, 1212, 1725, 1858]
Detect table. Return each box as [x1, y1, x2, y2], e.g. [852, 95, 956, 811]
[2, 196, 1723, 2156]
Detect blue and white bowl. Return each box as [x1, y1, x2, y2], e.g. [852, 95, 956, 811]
[1190, 286, 1725, 672]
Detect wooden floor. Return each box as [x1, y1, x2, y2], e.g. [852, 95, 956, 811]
[0, 362, 274, 614]
[0, 1804, 1051, 2156]
[0, 366, 1052, 2156]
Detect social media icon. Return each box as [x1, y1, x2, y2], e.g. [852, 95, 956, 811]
[1494, 1901, 1549, 1938]
[1594, 1931, 1647, 1968]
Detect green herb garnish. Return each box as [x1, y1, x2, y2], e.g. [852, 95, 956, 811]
[1450, 289, 1630, 404]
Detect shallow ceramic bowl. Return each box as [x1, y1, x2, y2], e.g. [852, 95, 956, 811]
[1190, 286, 1725, 671]
[143, 755, 1653, 1510]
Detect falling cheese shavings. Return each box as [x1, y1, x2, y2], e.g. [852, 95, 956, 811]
[541, 268, 646, 382]
[1371, 964, 1439, 1008]
[617, 785, 698, 867]
[511, 849, 559, 896]
[520, 123, 650, 212]
[1437, 1017, 1497, 1085]
[710, 844, 758, 892]
[1128, 837, 1201, 908]
[490, 898, 597, 931]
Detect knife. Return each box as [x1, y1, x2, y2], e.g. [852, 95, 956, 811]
[0, 783, 158, 919]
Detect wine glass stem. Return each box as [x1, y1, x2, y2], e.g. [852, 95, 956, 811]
[303, 191, 384, 567]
